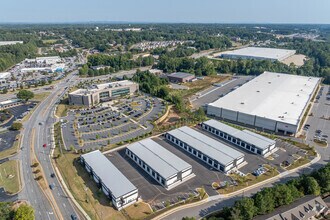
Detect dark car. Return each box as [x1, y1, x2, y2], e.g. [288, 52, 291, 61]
[71, 214, 78, 220]
[50, 173, 55, 178]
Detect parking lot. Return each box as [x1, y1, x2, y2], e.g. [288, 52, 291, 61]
[0, 130, 19, 152]
[62, 96, 166, 149]
[191, 75, 254, 109]
[304, 85, 330, 146]
[104, 127, 306, 212]
[1, 103, 36, 128]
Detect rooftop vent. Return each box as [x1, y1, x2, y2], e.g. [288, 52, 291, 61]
[240, 102, 245, 105]
[291, 102, 294, 104]
[268, 82, 271, 84]
[256, 90, 260, 92]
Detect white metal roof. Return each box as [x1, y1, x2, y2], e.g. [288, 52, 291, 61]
[127, 138, 191, 179]
[0, 72, 10, 79]
[81, 150, 137, 198]
[221, 47, 296, 61]
[208, 72, 320, 125]
[167, 126, 243, 165]
[203, 119, 276, 150]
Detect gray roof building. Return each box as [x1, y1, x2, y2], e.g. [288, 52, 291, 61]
[167, 126, 244, 165]
[80, 150, 137, 199]
[203, 119, 276, 151]
[127, 138, 191, 180]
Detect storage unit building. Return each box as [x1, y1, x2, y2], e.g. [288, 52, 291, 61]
[165, 126, 244, 173]
[202, 119, 277, 157]
[126, 139, 193, 189]
[207, 72, 320, 135]
[80, 150, 138, 210]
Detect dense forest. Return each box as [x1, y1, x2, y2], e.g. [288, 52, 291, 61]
[205, 163, 330, 220]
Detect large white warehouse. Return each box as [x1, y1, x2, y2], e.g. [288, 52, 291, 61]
[80, 150, 138, 210]
[220, 47, 296, 61]
[126, 138, 194, 190]
[207, 72, 320, 135]
[166, 126, 245, 173]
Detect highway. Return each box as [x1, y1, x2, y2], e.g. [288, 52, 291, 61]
[14, 71, 79, 220]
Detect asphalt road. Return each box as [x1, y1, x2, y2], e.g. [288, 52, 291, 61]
[304, 85, 330, 145]
[190, 75, 254, 109]
[14, 71, 80, 220]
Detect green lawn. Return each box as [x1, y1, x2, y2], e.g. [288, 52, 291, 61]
[0, 160, 21, 194]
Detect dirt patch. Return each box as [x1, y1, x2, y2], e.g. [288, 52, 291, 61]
[282, 54, 307, 67]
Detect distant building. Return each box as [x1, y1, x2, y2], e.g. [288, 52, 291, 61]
[0, 72, 11, 85]
[254, 195, 328, 220]
[167, 72, 195, 83]
[25, 56, 62, 65]
[0, 41, 23, 46]
[0, 99, 21, 110]
[68, 80, 139, 107]
[220, 47, 296, 61]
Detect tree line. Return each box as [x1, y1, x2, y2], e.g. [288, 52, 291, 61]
[79, 53, 154, 77]
[204, 163, 330, 220]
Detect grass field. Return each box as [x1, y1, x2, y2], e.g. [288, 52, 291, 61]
[123, 202, 153, 220]
[286, 157, 310, 170]
[0, 134, 20, 160]
[55, 104, 69, 118]
[42, 39, 58, 44]
[31, 92, 51, 101]
[170, 75, 230, 100]
[0, 160, 21, 194]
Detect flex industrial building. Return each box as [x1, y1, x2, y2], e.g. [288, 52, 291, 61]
[68, 80, 139, 107]
[166, 126, 245, 173]
[126, 138, 194, 189]
[201, 119, 277, 157]
[167, 72, 195, 83]
[80, 150, 138, 210]
[207, 72, 320, 135]
[220, 47, 296, 61]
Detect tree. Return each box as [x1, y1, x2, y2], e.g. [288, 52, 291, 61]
[10, 122, 23, 130]
[233, 197, 257, 220]
[301, 176, 321, 196]
[273, 184, 293, 207]
[14, 204, 35, 220]
[2, 88, 8, 94]
[0, 202, 14, 220]
[17, 90, 34, 101]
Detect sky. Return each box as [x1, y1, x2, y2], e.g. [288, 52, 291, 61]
[0, 0, 329, 24]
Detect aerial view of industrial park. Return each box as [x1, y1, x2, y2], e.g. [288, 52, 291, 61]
[0, 1, 329, 220]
